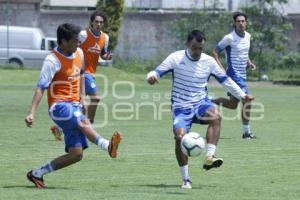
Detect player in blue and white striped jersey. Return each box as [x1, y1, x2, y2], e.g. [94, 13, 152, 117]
[146, 30, 253, 189]
[212, 12, 257, 139]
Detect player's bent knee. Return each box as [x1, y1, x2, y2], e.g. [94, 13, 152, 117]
[228, 99, 239, 109]
[91, 96, 101, 103]
[231, 103, 238, 109]
[209, 111, 222, 124]
[175, 135, 183, 142]
[70, 153, 83, 162]
[173, 130, 185, 142]
[78, 119, 92, 129]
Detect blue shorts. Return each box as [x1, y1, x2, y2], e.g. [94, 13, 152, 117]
[49, 102, 88, 152]
[172, 99, 215, 133]
[227, 76, 249, 97]
[85, 73, 98, 95]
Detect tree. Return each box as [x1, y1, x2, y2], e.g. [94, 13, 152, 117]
[167, 0, 293, 79]
[96, 0, 124, 51]
[241, 0, 293, 76]
[166, 11, 232, 53]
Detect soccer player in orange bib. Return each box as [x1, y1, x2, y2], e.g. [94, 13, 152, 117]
[25, 23, 121, 188]
[79, 11, 112, 124]
[50, 11, 112, 140]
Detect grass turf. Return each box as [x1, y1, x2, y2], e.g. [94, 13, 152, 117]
[0, 68, 300, 200]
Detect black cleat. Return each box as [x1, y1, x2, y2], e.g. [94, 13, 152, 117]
[242, 132, 257, 139]
[203, 157, 223, 171]
[26, 170, 45, 188]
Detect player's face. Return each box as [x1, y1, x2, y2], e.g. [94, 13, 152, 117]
[234, 15, 247, 32]
[91, 16, 104, 33]
[65, 35, 79, 54]
[187, 38, 204, 60]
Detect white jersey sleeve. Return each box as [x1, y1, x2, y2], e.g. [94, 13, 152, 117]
[104, 33, 109, 54]
[79, 30, 88, 44]
[37, 53, 61, 90]
[209, 57, 245, 99]
[209, 58, 228, 83]
[154, 52, 176, 78]
[76, 47, 85, 71]
[215, 34, 233, 53]
[222, 78, 246, 99]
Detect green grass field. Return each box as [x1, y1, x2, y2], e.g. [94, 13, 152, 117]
[0, 68, 300, 200]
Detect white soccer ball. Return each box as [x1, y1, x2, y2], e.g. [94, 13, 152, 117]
[180, 132, 205, 157]
[261, 74, 269, 81]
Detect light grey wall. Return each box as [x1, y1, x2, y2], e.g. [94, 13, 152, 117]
[1, 2, 300, 61]
[114, 12, 177, 60]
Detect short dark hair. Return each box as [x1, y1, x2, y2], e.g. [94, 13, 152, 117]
[90, 11, 107, 23]
[187, 30, 206, 43]
[233, 12, 248, 21]
[57, 23, 81, 45]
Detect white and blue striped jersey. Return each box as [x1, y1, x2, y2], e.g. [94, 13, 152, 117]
[153, 49, 245, 109]
[215, 30, 251, 80]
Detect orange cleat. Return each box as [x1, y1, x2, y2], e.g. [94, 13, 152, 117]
[108, 131, 122, 158]
[50, 125, 63, 141]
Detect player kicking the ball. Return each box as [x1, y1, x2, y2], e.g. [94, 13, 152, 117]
[25, 23, 121, 188]
[146, 30, 253, 189]
[50, 11, 112, 140]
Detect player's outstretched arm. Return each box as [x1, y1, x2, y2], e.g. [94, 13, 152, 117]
[25, 88, 45, 128]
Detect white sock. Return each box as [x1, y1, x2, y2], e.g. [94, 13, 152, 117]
[243, 124, 251, 133]
[32, 161, 55, 178]
[96, 136, 109, 151]
[206, 143, 216, 158]
[180, 165, 189, 181]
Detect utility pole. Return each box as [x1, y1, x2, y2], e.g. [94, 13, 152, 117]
[228, 0, 232, 11]
[6, 0, 10, 64]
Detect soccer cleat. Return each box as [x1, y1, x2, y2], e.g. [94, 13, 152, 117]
[242, 132, 257, 139]
[108, 131, 122, 158]
[203, 156, 223, 171]
[181, 179, 192, 189]
[26, 170, 45, 188]
[50, 125, 63, 141]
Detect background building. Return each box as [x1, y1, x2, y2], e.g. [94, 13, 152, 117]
[0, 0, 300, 61]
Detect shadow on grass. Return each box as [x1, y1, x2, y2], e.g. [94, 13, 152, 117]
[137, 183, 216, 190]
[2, 185, 73, 190]
[219, 136, 233, 139]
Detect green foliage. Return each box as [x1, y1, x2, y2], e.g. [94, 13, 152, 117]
[278, 52, 300, 70]
[113, 57, 162, 74]
[165, 0, 295, 79]
[268, 69, 300, 80]
[96, 0, 124, 51]
[165, 11, 232, 52]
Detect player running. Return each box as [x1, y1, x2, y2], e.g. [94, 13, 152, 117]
[211, 12, 257, 139]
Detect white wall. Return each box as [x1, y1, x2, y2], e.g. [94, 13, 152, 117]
[42, 0, 97, 7]
[277, 0, 300, 14]
[41, 0, 300, 14]
[42, 0, 134, 7]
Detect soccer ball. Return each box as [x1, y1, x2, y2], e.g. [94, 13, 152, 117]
[180, 132, 205, 157]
